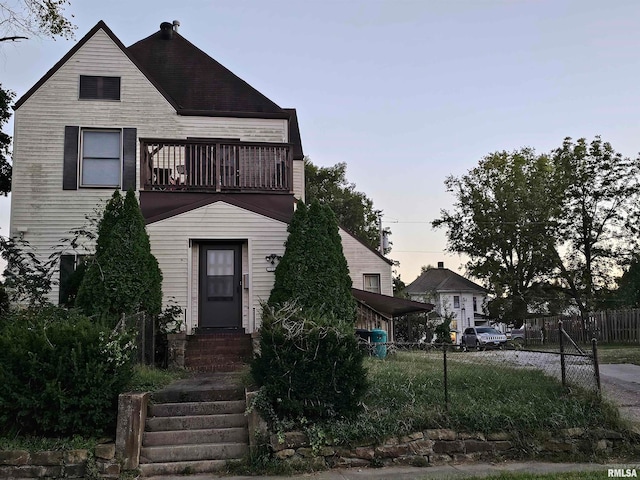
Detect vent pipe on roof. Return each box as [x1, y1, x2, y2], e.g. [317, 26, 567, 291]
[172, 20, 180, 32]
[160, 22, 173, 39]
[438, 262, 444, 269]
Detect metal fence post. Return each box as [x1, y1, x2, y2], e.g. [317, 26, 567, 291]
[559, 320, 566, 389]
[140, 312, 146, 365]
[592, 338, 601, 394]
[443, 344, 449, 412]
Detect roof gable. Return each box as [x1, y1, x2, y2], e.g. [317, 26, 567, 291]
[405, 267, 488, 295]
[13, 20, 171, 110]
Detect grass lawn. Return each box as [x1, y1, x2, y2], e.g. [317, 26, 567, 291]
[595, 344, 640, 365]
[317, 351, 623, 446]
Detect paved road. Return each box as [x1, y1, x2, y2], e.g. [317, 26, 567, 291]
[600, 364, 640, 433]
[147, 461, 640, 480]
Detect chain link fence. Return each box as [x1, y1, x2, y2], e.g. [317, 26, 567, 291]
[359, 322, 600, 412]
[117, 311, 157, 366]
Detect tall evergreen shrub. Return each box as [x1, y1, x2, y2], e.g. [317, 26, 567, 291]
[254, 201, 365, 422]
[269, 201, 356, 322]
[76, 190, 162, 318]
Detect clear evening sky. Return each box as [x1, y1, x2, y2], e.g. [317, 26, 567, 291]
[1, 0, 639, 285]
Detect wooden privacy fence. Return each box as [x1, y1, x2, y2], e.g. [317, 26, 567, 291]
[525, 309, 640, 345]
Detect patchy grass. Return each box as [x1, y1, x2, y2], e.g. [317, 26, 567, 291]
[313, 351, 623, 446]
[595, 345, 640, 365]
[126, 365, 187, 393]
[0, 435, 98, 452]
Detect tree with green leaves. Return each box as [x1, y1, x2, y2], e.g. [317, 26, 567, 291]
[433, 148, 561, 325]
[76, 190, 162, 319]
[0, 86, 14, 195]
[269, 200, 356, 322]
[305, 159, 390, 253]
[0, 0, 76, 42]
[550, 136, 640, 321]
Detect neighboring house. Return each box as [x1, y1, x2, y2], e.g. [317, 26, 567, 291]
[9, 20, 418, 337]
[405, 262, 491, 343]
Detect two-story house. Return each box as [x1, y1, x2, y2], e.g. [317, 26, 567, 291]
[10, 21, 424, 345]
[405, 262, 491, 343]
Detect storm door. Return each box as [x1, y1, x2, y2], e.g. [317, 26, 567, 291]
[199, 244, 242, 329]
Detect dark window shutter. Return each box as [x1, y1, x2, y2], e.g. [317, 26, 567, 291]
[63, 126, 79, 190]
[59, 255, 75, 305]
[122, 128, 137, 191]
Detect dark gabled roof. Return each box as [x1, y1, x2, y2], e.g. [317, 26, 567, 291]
[127, 28, 284, 116]
[405, 267, 488, 295]
[15, 21, 305, 159]
[284, 108, 304, 161]
[352, 289, 434, 317]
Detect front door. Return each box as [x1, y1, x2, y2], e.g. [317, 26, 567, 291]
[199, 243, 242, 329]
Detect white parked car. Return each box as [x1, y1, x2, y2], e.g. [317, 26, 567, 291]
[461, 326, 507, 351]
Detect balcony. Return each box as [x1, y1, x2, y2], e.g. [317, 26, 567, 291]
[140, 139, 293, 193]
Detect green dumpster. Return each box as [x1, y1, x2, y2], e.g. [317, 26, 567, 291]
[370, 328, 387, 359]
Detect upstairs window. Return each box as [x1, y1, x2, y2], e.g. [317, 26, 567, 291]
[79, 75, 121, 100]
[453, 295, 460, 308]
[363, 274, 381, 294]
[81, 129, 121, 187]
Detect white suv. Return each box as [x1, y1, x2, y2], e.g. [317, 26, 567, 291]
[461, 326, 507, 351]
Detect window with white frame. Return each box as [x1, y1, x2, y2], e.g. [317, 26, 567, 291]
[81, 129, 121, 187]
[453, 295, 460, 308]
[363, 274, 381, 294]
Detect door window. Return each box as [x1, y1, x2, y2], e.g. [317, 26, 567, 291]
[206, 249, 234, 300]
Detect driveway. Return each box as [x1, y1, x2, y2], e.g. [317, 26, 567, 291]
[599, 364, 640, 433]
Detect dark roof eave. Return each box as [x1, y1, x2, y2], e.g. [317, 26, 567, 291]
[177, 109, 291, 119]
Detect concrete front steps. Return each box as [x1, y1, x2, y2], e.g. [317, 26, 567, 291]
[139, 373, 249, 476]
[185, 332, 253, 372]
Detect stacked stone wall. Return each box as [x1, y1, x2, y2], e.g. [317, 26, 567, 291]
[270, 428, 626, 467]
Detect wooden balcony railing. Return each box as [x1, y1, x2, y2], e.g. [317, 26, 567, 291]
[140, 139, 293, 192]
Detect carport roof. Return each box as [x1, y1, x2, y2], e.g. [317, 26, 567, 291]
[352, 289, 433, 317]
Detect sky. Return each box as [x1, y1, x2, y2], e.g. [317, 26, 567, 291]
[1, 0, 640, 285]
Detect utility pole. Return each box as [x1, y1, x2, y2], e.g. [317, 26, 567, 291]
[378, 211, 384, 254]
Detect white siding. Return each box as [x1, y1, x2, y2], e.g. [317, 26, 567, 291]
[292, 159, 305, 201]
[339, 228, 393, 296]
[10, 27, 290, 303]
[146, 201, 288, 334]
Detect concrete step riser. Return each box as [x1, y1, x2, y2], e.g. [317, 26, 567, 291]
[146, 414, 246, 432]
[143, 427, 248, 446]
[152, 388, 244, 403]
[140, 442, 248, 463]
[185, 365, 247, 373]
[148, 400, 246, 417]
[138, 459, 228, 476]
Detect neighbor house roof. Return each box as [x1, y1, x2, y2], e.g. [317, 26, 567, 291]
[13, 21, 304, 159]
[405, 267, 488, 295]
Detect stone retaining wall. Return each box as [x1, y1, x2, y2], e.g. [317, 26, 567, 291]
[0, 443, 120, 479]
[270, 428, 626, 468]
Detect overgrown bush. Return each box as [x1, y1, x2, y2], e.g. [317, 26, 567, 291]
[251, 303, 368, 422]
[0, 306, 135, 436]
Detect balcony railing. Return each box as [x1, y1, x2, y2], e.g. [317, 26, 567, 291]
[140, 139, 293, 192]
